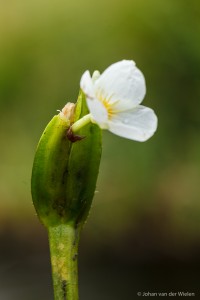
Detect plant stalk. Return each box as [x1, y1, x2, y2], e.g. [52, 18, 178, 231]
[71, 113, 92, 133]
[48, 224, 80, 300]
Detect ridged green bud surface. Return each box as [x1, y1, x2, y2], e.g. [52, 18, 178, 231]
[31, 92, 102, 228]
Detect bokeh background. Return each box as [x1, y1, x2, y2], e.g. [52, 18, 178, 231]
[0, 0, 200, 299]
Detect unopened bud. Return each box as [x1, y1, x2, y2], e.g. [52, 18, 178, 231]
[31, 92, 102, 228]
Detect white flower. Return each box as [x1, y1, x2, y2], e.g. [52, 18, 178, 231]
[80, 60, 157, 142]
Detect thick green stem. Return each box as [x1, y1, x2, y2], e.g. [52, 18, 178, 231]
[48, 224, 80, 300]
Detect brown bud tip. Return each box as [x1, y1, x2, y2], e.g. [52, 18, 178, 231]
[66, 127, 85, 143]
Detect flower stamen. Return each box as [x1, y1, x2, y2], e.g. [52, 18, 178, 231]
[97, 93, 121, 119]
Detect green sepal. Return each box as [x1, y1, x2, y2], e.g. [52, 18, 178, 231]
[31, 92, 102, 228]
[65, 93, 102, 225]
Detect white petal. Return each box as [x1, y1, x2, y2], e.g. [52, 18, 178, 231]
[87, 98, 109, 129]
[108, 105, 158, 142]
[94, 60, 146, 111]
[80, 70, 108, 128]
[92, 70, 100, 83]
[80, 70, 95, 99]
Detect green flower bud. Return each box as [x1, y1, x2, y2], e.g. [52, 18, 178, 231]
[31, 92, 102, 228]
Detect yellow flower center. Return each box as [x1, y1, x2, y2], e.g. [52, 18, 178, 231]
[97, 91, 118, 119]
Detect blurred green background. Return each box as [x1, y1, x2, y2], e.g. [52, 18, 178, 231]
[0, 0, 200, 299]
